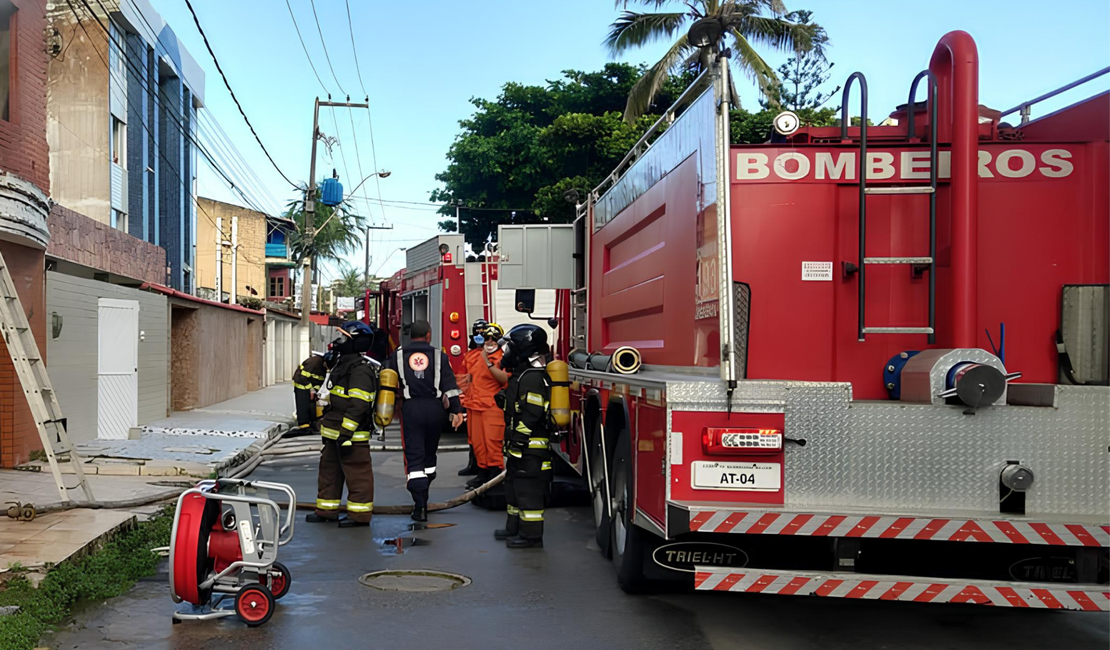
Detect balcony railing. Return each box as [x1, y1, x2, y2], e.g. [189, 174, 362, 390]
[265, 242, 288, 259]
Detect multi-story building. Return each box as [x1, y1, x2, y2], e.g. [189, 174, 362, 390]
[196, 197, 266, 303]
[265, 215, 296, 302]
[46, 0, 204, 292]
[0, 0, 51, 467]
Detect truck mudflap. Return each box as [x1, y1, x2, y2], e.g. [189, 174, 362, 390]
[668, 504, 1110, 547]
[692, 568, 1110, 611]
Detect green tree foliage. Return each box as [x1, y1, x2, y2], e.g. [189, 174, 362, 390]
[760, 10, 839, 111]
[283, 186, 367, 281]
[332, 262, 372, 297]
[432, 64, 694, 250]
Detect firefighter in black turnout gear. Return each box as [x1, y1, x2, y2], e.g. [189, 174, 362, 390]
[387, 319, 463, 522]
[307, 321, 378, 528]
[496, 324, 554, 548]
[292, 351, 335, 434]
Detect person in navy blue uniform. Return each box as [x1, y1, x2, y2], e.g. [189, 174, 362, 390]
[386, 319, 464, 522]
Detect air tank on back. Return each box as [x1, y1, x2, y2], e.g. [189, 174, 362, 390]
[374, 368, 399, 427]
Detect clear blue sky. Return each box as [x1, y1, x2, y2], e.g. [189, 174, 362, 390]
[151, 0, 1110, 280]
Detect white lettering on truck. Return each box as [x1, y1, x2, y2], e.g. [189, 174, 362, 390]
[815, 152, 853, 180]
[736, 148, 1074, 182]
[1040, 149, 1073, 177]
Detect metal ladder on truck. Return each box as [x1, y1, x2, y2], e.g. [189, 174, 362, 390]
[0, 248, 95, 503]
[842, 70, 939, 344]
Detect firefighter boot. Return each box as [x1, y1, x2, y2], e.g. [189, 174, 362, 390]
[458, 449, 478, 476]
[494, 511, 520, 540]
[338, 515, 370, 528]
[465, 467, 491, 491]
[506, 536, 543, 549]
[305, 513, 337, 524]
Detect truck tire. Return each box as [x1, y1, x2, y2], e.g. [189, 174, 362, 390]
[588, 417, 612, 558]
[610, 429, 647, 593]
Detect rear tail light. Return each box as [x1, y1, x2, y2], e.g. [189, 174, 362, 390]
[702, 428, 782, 455]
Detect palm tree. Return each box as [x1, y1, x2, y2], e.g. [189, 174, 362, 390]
[332, 262, 371, 298]
[283, 185, 367, 268]
[606, 0, 826, 122]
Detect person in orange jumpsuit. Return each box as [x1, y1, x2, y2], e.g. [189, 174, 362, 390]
[458, 319, 487, 478]
[462, 323, 509, 489]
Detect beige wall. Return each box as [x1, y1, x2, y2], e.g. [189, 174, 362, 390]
[47, 10, 110, 224]
[170, 299, 264, 410]
[196, 198, 268, 302]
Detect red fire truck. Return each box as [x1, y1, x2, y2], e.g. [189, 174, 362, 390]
[524, 32, 1109, 609]
[365, 235, 560, 372]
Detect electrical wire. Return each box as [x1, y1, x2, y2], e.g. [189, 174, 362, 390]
[344, 0, 367, 96]
[92, 1, 279, 221]
[308, 0, 346, 97]
[284, 0, 328, 94]
[65, 0, 234, 246]
[182, 0, 297, 187]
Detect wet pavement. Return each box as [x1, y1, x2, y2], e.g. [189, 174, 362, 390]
[42, 443, 1110, 650]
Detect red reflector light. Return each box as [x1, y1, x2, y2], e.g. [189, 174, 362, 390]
[702, 428, 782, 455]
[450, 329, 460, 340]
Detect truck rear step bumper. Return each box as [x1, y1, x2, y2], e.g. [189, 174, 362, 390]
[693, 567, 1110, 611]
[668, 503, 1110, 547]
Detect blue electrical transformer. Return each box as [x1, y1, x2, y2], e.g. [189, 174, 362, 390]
[320, 177, 344, 206]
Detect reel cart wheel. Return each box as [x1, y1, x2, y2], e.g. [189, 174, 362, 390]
[235, 584, 275, 627]
[265, 561, 292, 599]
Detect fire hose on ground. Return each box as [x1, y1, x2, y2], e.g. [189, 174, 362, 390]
[13, 429, 502, 519]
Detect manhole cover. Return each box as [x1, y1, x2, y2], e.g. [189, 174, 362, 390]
[359, 570, 471, 592]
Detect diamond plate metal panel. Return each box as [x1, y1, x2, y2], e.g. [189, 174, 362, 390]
[664, 378, 1108, 516]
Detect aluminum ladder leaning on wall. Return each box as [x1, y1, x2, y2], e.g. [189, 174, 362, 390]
[0, 247, 95, 503]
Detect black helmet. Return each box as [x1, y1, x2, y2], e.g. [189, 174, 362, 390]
[500, 324, 549, 369]
[329, 321, 375, 358]
[470, 318, 489, 348]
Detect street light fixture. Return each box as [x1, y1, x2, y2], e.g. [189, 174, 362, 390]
[348, 170, 392, 197]
[688, 17, 723, 49]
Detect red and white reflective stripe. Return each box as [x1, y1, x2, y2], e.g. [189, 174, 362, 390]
[693, 569, 1110, 611]
[688, 510, 1110, 547]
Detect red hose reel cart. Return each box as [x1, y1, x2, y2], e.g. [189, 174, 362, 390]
[169, 478, 296, 626]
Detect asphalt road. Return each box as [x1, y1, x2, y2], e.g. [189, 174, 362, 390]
[43, 441, 1110, 650]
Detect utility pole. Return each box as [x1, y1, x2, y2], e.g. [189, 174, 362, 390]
[230, 215, 239, 305]
[364, 223, 394, 282]
[215, 216, 223, 300]
[301, 97, 368, 359]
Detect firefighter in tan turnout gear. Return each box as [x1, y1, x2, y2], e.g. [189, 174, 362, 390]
[306, 321, 379, 528]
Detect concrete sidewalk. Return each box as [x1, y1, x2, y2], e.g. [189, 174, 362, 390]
[18, 383, 296, 479]
[0, 383, 297, 580]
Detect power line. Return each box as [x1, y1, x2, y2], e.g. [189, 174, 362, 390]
[65, 0, 238, 245]
[308, 0, 346, 96]
[344, 0, 367, 96]
[197, 108, 281, 209]
[284, 0, 328, 94]
[182, 0, 296, 187]
[104, 1, 277, 218]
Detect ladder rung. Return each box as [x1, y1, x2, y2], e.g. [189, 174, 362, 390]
[864, 186, 935, 195]
[864, 257, 933, 265]
[863, 327, 935, 334]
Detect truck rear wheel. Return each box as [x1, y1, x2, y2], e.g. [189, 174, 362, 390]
[588, 416, 612, 558]
[610, 429, 647, 593]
